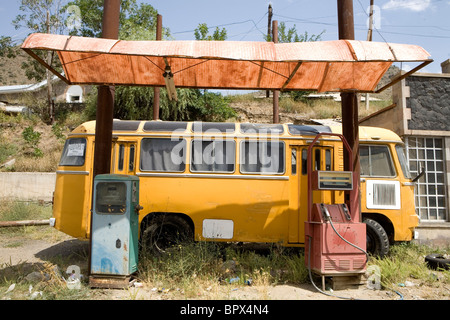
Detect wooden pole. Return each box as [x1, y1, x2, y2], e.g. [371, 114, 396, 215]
[89, 0, 120, 277]
[272, 20, 279, 124]
[365, 0, 374, 110]
[266, 4, 273, 98]
[46, 10, 53, 124]
[153, 14, 162, 120]
[92, 0, 120, 178]
[337, 0, 360, 222]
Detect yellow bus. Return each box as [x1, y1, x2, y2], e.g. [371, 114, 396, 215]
[52, 120, 419, 256]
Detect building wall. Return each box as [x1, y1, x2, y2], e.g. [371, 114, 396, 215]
[0, 172, 56, 202]
[360, 67, 450, 245]
[406, 75, 450, 131]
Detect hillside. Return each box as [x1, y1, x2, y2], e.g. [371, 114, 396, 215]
[0, 48, 33, 86]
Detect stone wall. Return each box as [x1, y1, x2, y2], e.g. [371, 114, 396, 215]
[406, 75, 450, 131]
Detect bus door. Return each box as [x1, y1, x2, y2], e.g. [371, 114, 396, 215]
[288, 145, 334, 244]
[112, 141, 137, 175]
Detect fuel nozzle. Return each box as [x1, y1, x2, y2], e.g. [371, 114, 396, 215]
[320, 204, 331, 221]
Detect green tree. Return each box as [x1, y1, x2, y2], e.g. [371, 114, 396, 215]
[7, 0, 69, 123]
[266, 22, 324, 43]
[66, 0, 170, 40]
[74, 3, 234, 122]
[194, 23, 227, 41]
[11, 0, 67, 81]
[0, 36, 17, 58]
[266, 22, 324, 102]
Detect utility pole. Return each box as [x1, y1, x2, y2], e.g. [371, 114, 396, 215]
[93, 0, 120, 178]
[365, 0, 374, 110]
[153, 14, 162, 120]
[46, 10, 53, 124]
[266, 3, 273, 98]
[337, 0, 360, 222]
[272, 19, 279, 124]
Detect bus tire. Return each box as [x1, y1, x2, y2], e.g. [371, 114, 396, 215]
[363, 218, 389, 257]
[425, 253, 450, 270]
[141, 214, 193, 254]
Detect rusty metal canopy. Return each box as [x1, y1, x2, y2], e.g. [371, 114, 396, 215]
[21, 33, 432, 93]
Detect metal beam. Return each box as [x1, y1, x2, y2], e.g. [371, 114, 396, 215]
[337, 0, 360, 222]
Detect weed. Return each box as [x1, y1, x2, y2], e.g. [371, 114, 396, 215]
[21, 126, 43, 158]
[371, 242, 450, 288]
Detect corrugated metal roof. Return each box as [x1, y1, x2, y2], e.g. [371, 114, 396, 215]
[21, 33, 432, 93]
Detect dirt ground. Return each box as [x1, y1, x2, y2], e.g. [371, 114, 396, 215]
[0, 234, 449, 301]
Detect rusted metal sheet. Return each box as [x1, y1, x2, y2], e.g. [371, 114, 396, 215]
[21, 33, 432, 93]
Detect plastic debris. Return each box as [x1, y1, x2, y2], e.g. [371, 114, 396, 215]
[5, 283, 15, 294]
[228, 277, 240, 284]
[30, 291, 42, 300]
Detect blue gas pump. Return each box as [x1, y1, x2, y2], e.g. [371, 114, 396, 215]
[89, 174, 141, 288]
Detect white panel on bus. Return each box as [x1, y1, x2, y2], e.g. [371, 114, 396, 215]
[202, 219, 234, 239]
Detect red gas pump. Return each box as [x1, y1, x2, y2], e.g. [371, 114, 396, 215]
[304, 133, 367, 290]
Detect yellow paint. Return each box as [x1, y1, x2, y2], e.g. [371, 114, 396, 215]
[52, 121, 418, 245]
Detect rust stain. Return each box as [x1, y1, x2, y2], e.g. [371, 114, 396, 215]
[21, 33, 432, 92]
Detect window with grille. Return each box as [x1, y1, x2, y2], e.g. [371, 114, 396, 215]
[405, 137, 447, 221]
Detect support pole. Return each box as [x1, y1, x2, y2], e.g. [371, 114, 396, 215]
[337, 0, 360, 222]
[365, 0, 374, 110]
[272, 20, 279, 124]
[93, 0, 120, 178]
[153, 14, 162, 120]
[89, 0, 120, 278]
[266, 3, 273, 98]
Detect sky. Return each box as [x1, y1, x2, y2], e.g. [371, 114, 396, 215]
[0, 0, 449, 74]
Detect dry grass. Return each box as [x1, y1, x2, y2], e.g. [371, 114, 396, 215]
[228, 92, 393, 122]
[0, 114, 68, 172]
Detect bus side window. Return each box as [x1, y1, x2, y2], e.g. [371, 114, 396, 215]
[140, 138, 186, 172]
[129, 145, 135, 171]
[240, 141, 285, 174]
[191, 140, 235, 173]
[325, 149, 331, 171]
[118, 144, 125, 171]
[314, 149, 321, 171]
[301, 149, 307, 175]
[291, 149, 297, 175]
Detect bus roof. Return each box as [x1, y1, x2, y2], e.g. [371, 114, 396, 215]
[70, 120, 402, 143]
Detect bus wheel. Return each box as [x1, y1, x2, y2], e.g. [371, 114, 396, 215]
[141, 215, 193, 254]
[363, 218, 389, 257]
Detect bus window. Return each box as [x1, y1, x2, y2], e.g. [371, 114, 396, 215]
[301, 147, 332, 174]
[302, 149, 307, 175]
[291, 149, 297, 175]
[314, 149, 321, 171]
[240, 141, 284, 174]
[59, 138, 87, 166]
[118, 144, 125, 171]
[325, 149, 331, 171]
[129, 145, 135, 171]
[395, 144, 411, 179]
[360, 145, 395, 177]
[191, 140, 235, 173]
[140, 138, 186, 172]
